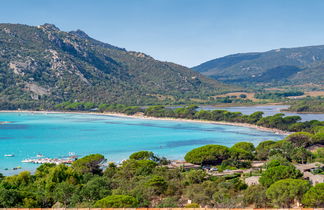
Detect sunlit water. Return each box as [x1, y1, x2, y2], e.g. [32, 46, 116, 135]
[0, 112, 285, 175]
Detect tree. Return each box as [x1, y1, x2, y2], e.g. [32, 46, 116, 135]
[269, 140, 294, 160]
[184, 169, 207, 185]
[266, 179, 310, 208]
[145, 175, 167, 195]
[184, 145, 230, 165]
[243, 184, 270, 208]
[72, 154, 105, 174]
[0, 188, 20, 207]
[80, 176, 111, 202]
[231, 142, 255, 153]
[229, 147, 254, 161]
[264, 154, 290, 169]
[248, 111, 263, 124]
[285, 132, 314, 147]
[302, 183, 324, 207]
[291, 147, 313, 164]
[255, 140, 276, 160]
[130, 151, 155, 160]
[239, 94, 247, 98]
[94, 195, 138, 208]
[53, 182, 76, 207]
[260, 165, 302, 187]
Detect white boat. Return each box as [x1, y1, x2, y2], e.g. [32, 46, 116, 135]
[4, 154, 15, 157]
[36, 154, 44, 158]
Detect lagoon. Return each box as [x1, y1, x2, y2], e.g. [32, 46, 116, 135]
[0, 112, 285, 175]
[200, 105, 324, 122]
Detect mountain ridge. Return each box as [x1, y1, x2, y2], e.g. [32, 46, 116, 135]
[0, 23, 231, 109]
[192, 45, 324, 86]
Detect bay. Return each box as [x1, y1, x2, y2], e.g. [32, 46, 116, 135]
[0, 112, 285, 175]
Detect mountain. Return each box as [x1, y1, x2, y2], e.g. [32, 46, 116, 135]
[192, 45, 324, 86]
[0, 23, 230, 109]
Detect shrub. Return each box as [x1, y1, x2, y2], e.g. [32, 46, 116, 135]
[184, 145, 230, 165]
[94, 195, 138, 208]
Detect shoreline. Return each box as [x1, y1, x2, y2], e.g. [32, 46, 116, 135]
[0, 110, 291, 135]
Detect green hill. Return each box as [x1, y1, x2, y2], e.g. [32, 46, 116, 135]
[193, 45, 324, 86]
[0, 23, 230, 109]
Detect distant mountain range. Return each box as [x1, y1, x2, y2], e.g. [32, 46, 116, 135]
[0, 23, 230, 109]
[192, 45, 324, 86]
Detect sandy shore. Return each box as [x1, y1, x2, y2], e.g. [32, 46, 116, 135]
[0, 110, 291, 135]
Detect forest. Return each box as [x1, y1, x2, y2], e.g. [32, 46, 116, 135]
[286, 97, 324, 113]
[0, 128, 323, 208]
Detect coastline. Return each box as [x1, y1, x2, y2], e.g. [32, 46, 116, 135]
[0, 110, 291, 135]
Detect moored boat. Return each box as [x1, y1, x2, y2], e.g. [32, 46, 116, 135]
[4, 154, 15, 157]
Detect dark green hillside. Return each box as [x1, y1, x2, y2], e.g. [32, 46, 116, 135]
[0, 23, 230, 109]
[193, 45, 324, 86]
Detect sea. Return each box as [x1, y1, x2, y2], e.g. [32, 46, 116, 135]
[0, 111, 286, 175]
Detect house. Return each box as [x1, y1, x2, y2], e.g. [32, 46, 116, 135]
[295, 162, 324, 186]
[167, 160, 201, 170]
[244, 176, 260, 186]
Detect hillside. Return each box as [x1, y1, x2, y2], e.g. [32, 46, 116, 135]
[192, 45, 324, 86]
[0, 23, 230, 109]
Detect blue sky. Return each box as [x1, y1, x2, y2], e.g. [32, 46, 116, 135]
[1, 0, 324, 67]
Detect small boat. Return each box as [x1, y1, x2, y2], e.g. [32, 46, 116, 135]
[36, 154, 44, 158]
[4, 154, 15, 157]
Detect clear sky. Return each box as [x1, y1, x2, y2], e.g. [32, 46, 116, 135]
[1, 0, 324, 67]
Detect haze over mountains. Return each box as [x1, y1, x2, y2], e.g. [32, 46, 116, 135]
[0, 23, 229, 109]
[193, 45, 324, 86]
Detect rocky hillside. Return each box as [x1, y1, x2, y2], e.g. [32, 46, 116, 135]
[193, 45, 324, 86]
[0, 23, 230, 109]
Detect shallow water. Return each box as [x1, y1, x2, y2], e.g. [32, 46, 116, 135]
[0, 112, 285, 175]
[200, 105, 324, 122]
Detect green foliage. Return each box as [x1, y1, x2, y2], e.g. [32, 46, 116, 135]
[266, 179, 311, 208]
[302, 183, 324, 207]
[184, 169, 207, 185]
[285, 132, 314, 147]
[264, 155, 291, 169]
[229, 147, 254, 161]
[313, 148, 324, 163]
[185, 203, 200, 208]
[255, 91, 304, 99]
[184, 144, 230, 165]
[145, 175, 167, 195]
[72, 154, 105, 174]
[129, 151, 157, 162]
[260, 165, 302, 187]
[94, 195, 138, 208]
[288, 98, 324, 113]
[79, 176, 111, 203]
[156, 197, 179, 207]
[243, 184, 270, 208]
[291, 147, 313, 164]
[231, 142, 255, 152]
[255, 140, 276, 160]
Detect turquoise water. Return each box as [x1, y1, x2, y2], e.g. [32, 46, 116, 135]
[0, 112, 284, 175]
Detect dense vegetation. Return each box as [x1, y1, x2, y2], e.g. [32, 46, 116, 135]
[287, 97, 324, 113]
[254, 91, 304, 99]
[192, 45, 324, 86]
[1, 128, 323, 208]
[53, 102, 324, 133]
[0, 23, 231, 109]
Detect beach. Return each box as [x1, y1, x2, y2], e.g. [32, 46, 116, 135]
[0, 110, 291, 135]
